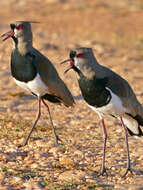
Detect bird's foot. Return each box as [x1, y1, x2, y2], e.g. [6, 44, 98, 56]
[122, 166, 133, 178]
[53, 134, 62, 146]
[17, 142, 27, 148]
[17, 138, 29, 148]
[17, 144, 23, 148]
[98, 167, 108, 177]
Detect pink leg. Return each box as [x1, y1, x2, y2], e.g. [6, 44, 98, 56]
[99, 119, 108, 176]
[120, 117, 132, 177]
[23, 97, 41, 146]
[42, 99, 59, 145]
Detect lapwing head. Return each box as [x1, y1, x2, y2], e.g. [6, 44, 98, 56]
[1, 21, 33, 43]
[61, 47, 95, 74]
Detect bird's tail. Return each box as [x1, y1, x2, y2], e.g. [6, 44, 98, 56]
[122, 113, 143, 137]
[42, 93, 62, 104]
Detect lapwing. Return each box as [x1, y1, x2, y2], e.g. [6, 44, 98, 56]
[61, 47, 143, 177]
[1, 21, 75, 146]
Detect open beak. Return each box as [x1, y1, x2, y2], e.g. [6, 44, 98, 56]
[1, 30, 14, 41]
[60, 58, 74, 74]
[60, 58, 71, 64]
[64, 65, 73, 74]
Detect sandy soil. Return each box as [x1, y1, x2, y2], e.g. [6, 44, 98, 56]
[0, 0, 143, 189]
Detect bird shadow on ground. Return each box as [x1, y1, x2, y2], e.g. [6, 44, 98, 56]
[0, 149, 28, 162]
[117, 162, 143, 176]
[131, 168, 143, 175]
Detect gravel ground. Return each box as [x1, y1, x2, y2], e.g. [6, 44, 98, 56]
[0, 0, 143, 189]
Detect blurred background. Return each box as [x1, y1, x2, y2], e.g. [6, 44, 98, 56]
[0, 0, 143, 189]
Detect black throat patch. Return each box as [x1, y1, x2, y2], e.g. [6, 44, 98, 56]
[11, 49, 37, 82]
[78, 75, 111, 107]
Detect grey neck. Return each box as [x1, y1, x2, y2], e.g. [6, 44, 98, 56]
[13, 37, 33, 55]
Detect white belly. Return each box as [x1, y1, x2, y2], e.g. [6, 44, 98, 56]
[88, 88, 126, 119]
[13, 74, 48, 96]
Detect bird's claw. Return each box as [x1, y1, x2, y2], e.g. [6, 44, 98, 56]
[98, 167, 108, 177]
[122, 167, 133, 178]
[17, 144, 24, 148]
[17, 140, 28, 148]
[54, 134, 62, 146]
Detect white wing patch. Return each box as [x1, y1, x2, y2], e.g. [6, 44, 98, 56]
[86, 87, 140, 136]
[87, 88, 126, 119]
[13, 74, 48, 96]
[122, 115, 139, 135]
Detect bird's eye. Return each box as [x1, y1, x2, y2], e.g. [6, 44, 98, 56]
[16, 25, 23, 30]
[77, 53, 83, 58]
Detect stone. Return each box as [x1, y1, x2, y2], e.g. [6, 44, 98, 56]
[58, 170, 86, 182]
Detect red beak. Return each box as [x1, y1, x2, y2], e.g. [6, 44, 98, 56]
[1, 30, 14, 41]
[64, 60, 75, 73]
[60, 58, 74, 74]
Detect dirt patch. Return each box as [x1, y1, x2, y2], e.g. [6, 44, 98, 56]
[0, 0, 143, 189]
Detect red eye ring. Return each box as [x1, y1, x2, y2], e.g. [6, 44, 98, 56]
[77, 53, 83, 58]
[16, 25, 23, 30]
